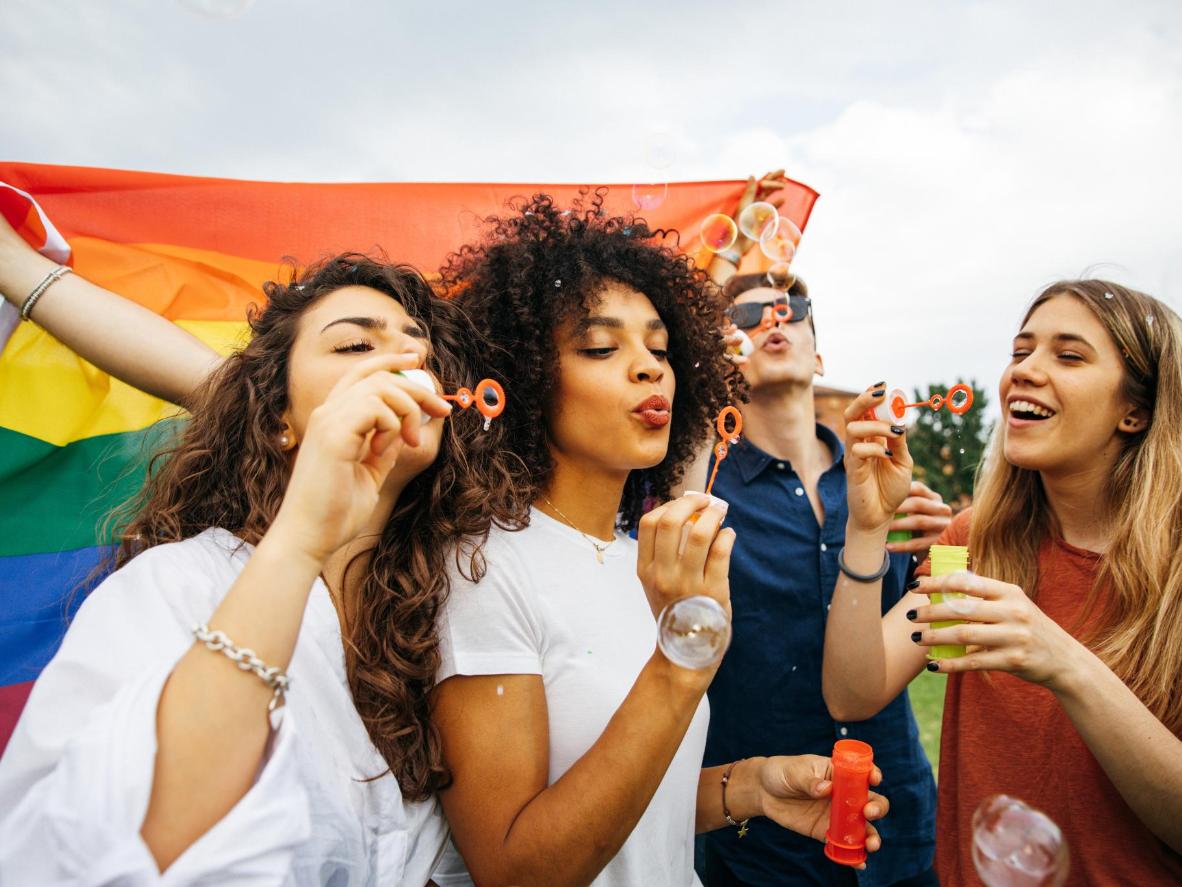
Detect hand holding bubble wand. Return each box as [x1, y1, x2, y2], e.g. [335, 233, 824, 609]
[657, 407, 744, 670]
[864, 383, 975, 426]
[399, 370, 507, 431]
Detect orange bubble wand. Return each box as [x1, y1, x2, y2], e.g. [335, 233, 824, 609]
[440, 378, 507, 431]
[704, 407, 744, 497]
[864, 383, 974, 424]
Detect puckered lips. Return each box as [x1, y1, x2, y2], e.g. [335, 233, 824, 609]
[762, 329, 790, 353]
[633, 394, 671, 428]
[1007, 393, 1057, 428]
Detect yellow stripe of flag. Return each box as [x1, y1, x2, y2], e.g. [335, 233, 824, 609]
[0, 320, 246, 446]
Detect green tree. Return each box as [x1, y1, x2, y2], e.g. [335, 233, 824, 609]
[905, 379, 993, 506]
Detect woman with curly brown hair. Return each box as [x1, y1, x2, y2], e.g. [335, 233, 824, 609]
[0, 227, 522, 884]
[431, 193, 889, 887]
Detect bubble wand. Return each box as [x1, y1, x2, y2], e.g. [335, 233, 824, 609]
[704, 407, 744, 497]
[399, 370, 507, 430]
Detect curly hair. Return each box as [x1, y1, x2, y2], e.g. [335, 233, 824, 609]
[106, 253, 528, 799]
[439, 190, 743, 530]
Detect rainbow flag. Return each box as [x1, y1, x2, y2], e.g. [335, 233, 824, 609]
[0, 162, 818, 751]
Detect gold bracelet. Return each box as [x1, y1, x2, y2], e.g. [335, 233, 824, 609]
[721, 759, 750, 838]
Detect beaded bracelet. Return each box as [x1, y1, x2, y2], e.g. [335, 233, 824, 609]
[20, 265, 72, 322]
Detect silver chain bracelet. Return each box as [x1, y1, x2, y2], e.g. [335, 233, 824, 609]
[193, 624, 290, 711]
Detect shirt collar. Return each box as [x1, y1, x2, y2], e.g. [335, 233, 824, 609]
[730, 422, 846, 485]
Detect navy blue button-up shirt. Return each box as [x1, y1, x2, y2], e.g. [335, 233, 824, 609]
[703, 425, 936, 886]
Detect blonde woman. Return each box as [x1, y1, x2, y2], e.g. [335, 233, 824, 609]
[822, 280, 1182, 884]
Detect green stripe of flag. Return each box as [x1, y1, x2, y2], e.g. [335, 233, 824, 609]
[0, 421, 182, 557]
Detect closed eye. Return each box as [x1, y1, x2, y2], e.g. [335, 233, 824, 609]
[332, 339, 374, 354]
[650, 349, 669, 360]
[578, 348, 617, 358]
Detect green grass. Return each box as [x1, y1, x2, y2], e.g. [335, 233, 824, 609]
[907, 670, 947, 779]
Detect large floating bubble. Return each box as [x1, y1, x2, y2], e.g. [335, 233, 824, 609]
[700, 214, 738, 253]
[738, 201, 779, 241]
[759, 215, 801, 263]
[657, 596, 731, 669]
[972, 795, 1069, 887]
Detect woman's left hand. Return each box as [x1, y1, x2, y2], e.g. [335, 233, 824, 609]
[910, 572, 1082, 687]
[757, 755, 888, 864]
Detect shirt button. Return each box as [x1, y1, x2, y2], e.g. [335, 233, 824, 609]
[795, 487, 804, 497]
[840, 726, 849, 736]
[776, 462, 786, 470]
[820, 543, 828, 552]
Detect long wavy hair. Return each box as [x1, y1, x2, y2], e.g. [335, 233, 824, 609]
[107, 254, 528, 798]
[970, 279, 1182, 733]
[438, 190, 743, 530]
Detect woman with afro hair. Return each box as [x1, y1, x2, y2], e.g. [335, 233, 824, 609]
[431, 191, 890, 887]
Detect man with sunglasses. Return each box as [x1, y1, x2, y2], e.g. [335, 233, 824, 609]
[696, 258, 947, 886]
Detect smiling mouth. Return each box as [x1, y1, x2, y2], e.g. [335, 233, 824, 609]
[1008, 399, 1057, 421]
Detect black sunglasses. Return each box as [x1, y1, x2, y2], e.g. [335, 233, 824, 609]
[726, 294, 811, 330]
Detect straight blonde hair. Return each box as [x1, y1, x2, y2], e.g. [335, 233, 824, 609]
[970, 280, 1182, 734]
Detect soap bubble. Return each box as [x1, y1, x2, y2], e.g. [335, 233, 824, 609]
[178, 0, 254, 17]
[738, 201, 779, 241]
[632, 183, 668, 211]
[766, 262, 795, 291]
[643, 128, 677, 171]
[972, 795, 1069, 887]
[700, 214, 738, 252]
[657, 596, 731, 669]
[759, 216, 801, 263]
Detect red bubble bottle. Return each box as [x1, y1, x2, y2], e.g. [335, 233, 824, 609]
[824, 739, 875, 867]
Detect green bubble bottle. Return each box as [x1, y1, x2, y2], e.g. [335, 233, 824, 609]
[928, 544, 969, 659]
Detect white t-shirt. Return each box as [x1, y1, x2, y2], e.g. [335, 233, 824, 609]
[437, 508, 709, 887]
[0, 528, 465, 886]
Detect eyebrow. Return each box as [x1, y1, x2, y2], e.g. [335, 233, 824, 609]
[320, 316, 389, 334]
[1013, 331, 1096, 349]
[573, 316, 667, 336]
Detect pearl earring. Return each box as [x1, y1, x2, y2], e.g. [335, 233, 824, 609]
[279, 430, 295, 449]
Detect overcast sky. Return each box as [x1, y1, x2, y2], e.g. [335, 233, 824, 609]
[3, 0, 1180, 400]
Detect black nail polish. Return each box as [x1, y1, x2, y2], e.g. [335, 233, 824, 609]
[871, 380, 885, 388]
[906, 609, 917, 621]
[884, 448, 893, 457]
[871, 389, 885, 398]
[926, 662, 940, 672]
[905, 579, 920, 591]
[910, 631, 922, 642]
[891, 425, 905, 435]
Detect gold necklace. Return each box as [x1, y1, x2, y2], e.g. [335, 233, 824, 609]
[540, 495, 615, 564]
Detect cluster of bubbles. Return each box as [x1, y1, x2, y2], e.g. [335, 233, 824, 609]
[697, 200, 804, 292]
[972, 795, 1069, 886]
[657, 596, 731, 669]
[628, 132, 804, 292]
